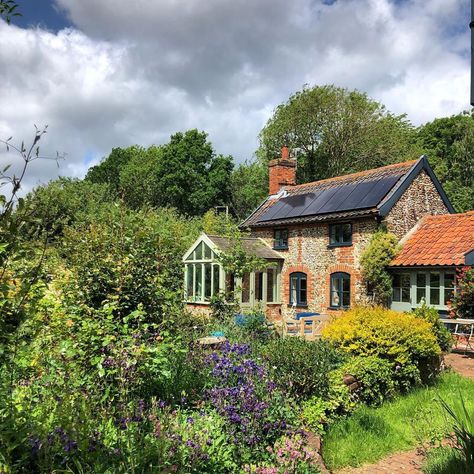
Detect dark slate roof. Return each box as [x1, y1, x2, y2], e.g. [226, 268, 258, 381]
[241, 157, 455, 228]
[207, 235, 283, 260]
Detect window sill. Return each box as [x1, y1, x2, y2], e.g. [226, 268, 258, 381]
[328, 306, 350, 310]
[327, 243, 353, 248]
[185, 301, 211, 305]
[288, 304, 308, 308]
[273, 246, 289, 251]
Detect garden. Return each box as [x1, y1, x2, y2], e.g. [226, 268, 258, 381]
[1, 129, 473, 473]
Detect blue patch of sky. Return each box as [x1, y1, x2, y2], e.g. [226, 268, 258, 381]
[13, 0, 71, 31]
[83, 151, 98, 167]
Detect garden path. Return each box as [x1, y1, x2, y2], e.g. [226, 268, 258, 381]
[335, 449, 424, 473]
[444, 351, 474, 380]
[332, 352, 474, 474]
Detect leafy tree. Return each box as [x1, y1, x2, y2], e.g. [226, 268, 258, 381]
[149, 130, 233, 216]
[59, 205, 200, 322]
[85, 146, 140, 196]
[258, 85, 419, 183]
[85, 131, 234, 217]
[22, 177, 113, 239]
[230, 160, 267, 219]
[417, 112, 474, 212]
[118, 145, 162, 209]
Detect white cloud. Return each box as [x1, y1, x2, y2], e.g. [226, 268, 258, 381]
[0, 0, 470, 194]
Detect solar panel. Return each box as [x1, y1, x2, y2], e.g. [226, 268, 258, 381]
[256, 173, 404, 223]
[354, 175, 401, 209]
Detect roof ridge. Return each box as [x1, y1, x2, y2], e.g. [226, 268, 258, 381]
[289, 159, 418, 190]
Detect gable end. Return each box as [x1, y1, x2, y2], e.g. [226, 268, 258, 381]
[377, 156, 455, 216]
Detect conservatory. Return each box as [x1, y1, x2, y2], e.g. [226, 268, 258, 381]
[182, 233, 283, 310]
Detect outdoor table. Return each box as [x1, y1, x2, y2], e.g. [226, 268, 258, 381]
[442, 318, 474, 353]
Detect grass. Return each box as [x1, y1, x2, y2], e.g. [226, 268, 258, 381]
[322, 371, 474, 470]
[422, 446, 468, 474]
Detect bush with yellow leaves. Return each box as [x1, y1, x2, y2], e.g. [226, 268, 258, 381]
[322, 306, 442, 389]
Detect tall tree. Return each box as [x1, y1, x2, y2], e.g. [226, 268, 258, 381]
[417, 112, 474, 212]
[85, 146, 140, 196]
[258, 85, 419, 183]
[230, 160, 267, 219]
[151, 130, 233, 216]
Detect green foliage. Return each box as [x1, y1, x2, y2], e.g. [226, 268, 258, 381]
[217, 231, 268, 279]
[323, 307, 441, 388]
[85, 145, 138, 195]
[439, 394, 474, 472]
[360, 229, 400, 305]
[412, 303, 453, 352]
[416, 112, 474, 212]
[22, 177, 113, 239]
[58, 205, 199, 322]
[423, 446, 469, 474]
[86, 130, 234, 217]
[258, 84, 419, 183]
[260, 337, 345, 399]
[335, 355, 396, 406]
[230, 160, 267, 220]
[0, 0, 20, 23]
[323, 372, 474, 470]
[450, 267, 474, 319]
[301, 372, 356, 433]
[201, 208, 239, 237]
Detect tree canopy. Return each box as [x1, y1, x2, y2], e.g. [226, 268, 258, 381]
[85, 129, 234, 217]
[416, 112, 474, 212]
[258, 85, 420, 183]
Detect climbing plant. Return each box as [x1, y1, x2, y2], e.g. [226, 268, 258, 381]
[360, 229, 400, 305]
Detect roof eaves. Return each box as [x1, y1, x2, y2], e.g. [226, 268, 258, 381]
[378, 156, 455, 216]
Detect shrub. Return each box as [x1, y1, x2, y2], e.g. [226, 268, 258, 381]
[360, 229, 399, 305]
[301, 370, 356, 432]
[450, 267, 474, 319]
[322, 307, 441, 388]
[333, 355, 396, 406]
[260, 338, 346, 399]
[412, 303, 453, 352]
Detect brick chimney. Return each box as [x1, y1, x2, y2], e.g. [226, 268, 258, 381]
[268, 146, 296, 195]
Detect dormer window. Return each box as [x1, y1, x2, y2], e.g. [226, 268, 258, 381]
[329, 223, 352, 247]
[273, 228, 289, 250]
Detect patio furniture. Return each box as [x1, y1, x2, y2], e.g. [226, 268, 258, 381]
[442, 318, 474, 353]
[284, 313, 330, 341]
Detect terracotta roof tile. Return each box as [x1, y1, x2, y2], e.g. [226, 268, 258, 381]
[391, 211, 474, 267]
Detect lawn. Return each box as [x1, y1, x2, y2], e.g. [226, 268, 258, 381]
[322, 371, 474, 470]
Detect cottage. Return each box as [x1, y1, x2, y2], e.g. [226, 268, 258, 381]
[389, 211, 474, 315]
[183, 147, 467, 321]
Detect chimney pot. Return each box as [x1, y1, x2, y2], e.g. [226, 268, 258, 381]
[281, 145, 289, 160]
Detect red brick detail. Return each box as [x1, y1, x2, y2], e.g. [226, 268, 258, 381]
[282, 264, 313, 306]
[268, 147, 296, 195]
[325, 264, 360, 310]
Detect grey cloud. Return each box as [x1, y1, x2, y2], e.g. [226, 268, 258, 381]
[0, 0, 470, 196]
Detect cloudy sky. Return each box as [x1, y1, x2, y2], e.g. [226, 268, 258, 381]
[0, 0, 471, 192]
